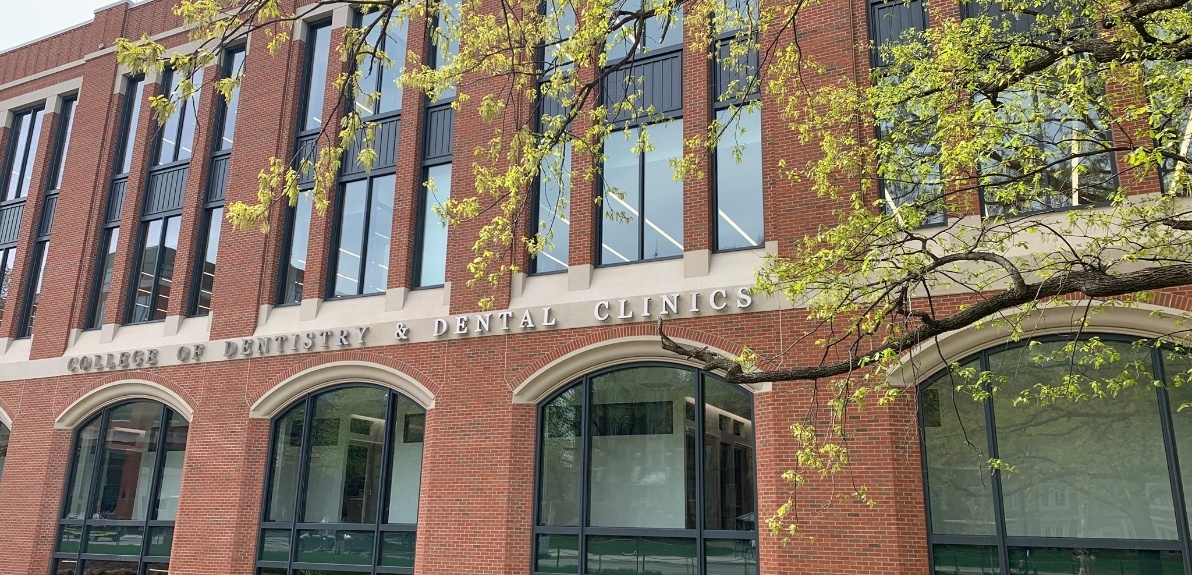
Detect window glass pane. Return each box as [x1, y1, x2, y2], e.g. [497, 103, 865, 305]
[604, 0, 683, 60]
[266, 403, 305, 522]
[57, 525, 83, 552]
[387, 394, 425, 524]
[92, 401, 164, 520]
[641, 120, 683, 260]
[63, 418, 102, 519]
[131, 220, 164, 323]
[536, 534, 579, 573]
[703, 375, 755, 531]
[0, 422, 8, 481]
[380, 530, 417, 567]
[260, 529, 292, 561]
[601, 130, 640, 264]
[119, 79, 145, 174]
[154, 410, 188, 520]
[21, 240, 49, 336]
[175, 68, 203, 162]
[931, 544, 999, 575]
[156, 72, 183, 164]
[282, 192, 313, 304]
[588, 366, 695, 528]
[295, 529, 375, 565]
[535, 143, 570, 273]
[334, 180, 368, 296]
[431, 1, 460, 101]
[417, 164, 450, 287]
[0, 247, 13, 326]
[84, 524, 144, 555]
[357, 12, 407, 116]
[52, 98, 77, 190]
[539, 386, 582, 527]
[1007, 546, 1182, 575]
[715, 108, 763, 250]
[218, 50, 245, 151]
[585, 536, 695, 575]
[922, 361, 995, 536]
[705, 539, 757, 575]
[90, 228, 120, 328]
[81, 560, 139, 575]
[303, 24, 332, 132]
[379, 20, 407, 113]
[151, 216, 181, 320]
[194, 207, 222, 316]
[1162, 350, 1192, 522]
[302, 386, 389, 524]
[53, 559, 78, 575]
[991, 340, 1176, 539]
[147, 525, 173, 556]
[5, 108, 44, 201]
[364, 175, 395, 295]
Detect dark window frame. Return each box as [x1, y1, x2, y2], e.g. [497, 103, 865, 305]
[328, 171, 397, 298]
[125, 213, 182, 324]
[51, 400, 184, 574]
[412, 160, 451, 289]
[255, 383, 425, 575]
[2, 105, 46, 203]
[151, 67, 204, 168]
[86, 76, 144, 330]
[918, 333, 1192, 574]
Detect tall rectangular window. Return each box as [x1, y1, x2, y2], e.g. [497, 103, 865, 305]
[18, 96, 74, 337]
[356, 10, 407, 117]
[600, 120, 684, 264]
[88, 77, 143, 328]
[429, 0, 461, 101]
[0, 247, 14, 327]
[279, 21, 332, 304]
[415, 164, 450, 287]
[712, 0, 762, 250]
[531, 0, 575, 274]
[605, 0, 683, 61]
[128, 216, 180, 323]
[154, 68, 203, 165]
[191, 47, 242, 316]
[332, 175, 395, 296]
[3, 107, 45, 201]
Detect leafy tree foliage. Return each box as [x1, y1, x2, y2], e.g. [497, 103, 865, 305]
[120, 0, 1192, 535]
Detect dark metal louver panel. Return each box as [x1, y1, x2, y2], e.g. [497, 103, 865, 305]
[295, 134, 319, 187]
[603, 52, 683, 124]
[343, 116, 401, 176]
[869, 0, 926, 67]
[0, 202, 23, 247]
[106, 179, 126, 225]
[207, 154, 229, 205]
[715, 43, 760, 100]
[423, 106, 455, 163]
[143, 164, 189, 217]
[38, 194, 56, 238]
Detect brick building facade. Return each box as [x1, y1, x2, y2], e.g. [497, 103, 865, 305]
[0, 1, 1189, 575]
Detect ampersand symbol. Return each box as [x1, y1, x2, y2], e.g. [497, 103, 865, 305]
[394, 323, 410, 341]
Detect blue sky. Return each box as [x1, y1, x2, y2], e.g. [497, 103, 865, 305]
[1, 1, 116, 53]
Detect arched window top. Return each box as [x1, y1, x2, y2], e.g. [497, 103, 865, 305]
[55, 379, 193, 430]
[920, 333, 1192, 574]
[258, 383, 426, 574]
[251, 360, 435, 419]
[534, 362, 758, 575]
[53, 399, 188, 574]
[0, 420, 10, 487]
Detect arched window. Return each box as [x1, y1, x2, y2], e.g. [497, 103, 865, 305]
[51, 400, 188, 575]
[534, 364, 758, 575]
[256, 385, 426, 575]
[921, 334, 1192, 574]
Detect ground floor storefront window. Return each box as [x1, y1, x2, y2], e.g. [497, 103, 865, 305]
[534, 364, 758, 575]
[921, 334, 1192, 574]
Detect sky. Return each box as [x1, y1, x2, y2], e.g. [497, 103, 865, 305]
[0, 0, 117, 53]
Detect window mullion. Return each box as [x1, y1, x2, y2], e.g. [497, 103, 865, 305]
[373, 390, 399, 569]
[359, 180, 374, 295]
[981, 350, 1009, 575]
[147, 220, 168, 320]
[81, 408, 112, 558]
[578, 377, 592, 575]
[15, 113, 36, 197]
[1153, 347, 1192, 573]
[140, 404, 171, 558]
[637, 131, 646, 261]
[694, 369, 706, 575]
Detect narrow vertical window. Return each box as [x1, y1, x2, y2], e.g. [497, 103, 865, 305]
[128, 216, 181, 323]
[88, 77, 142, 328]
[190, 47, 242, 316]
[19, 95, 74, 337]
[600, 121, 685, 264]
[429, 0, 461, 101]
[712, 0, 762, 250]
[531, 0, 575, 274]
[52, 400, 188, 574]
[279, 22, 332, 304]
[415, 164, 450, 287]
[355, 10, 407, 117]
[0, 247, 14, 327]
[154, 68, 204, 165]
[332, 175, 395, 297]
[3, 107, 45, 201]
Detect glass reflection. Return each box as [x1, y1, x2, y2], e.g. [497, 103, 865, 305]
[418, 164, 451, 287]
[705, 539, 757, 575]
[91, 402, 165, 520]
[380, 531, 417, 567]
[302, 387, 388, 524]
[64, 419, 101, 518]
[991, 341, 1176, 539]
[588, 366, 695, 529]
[539, 387, 582, 526]
[296, 530, 375, 565]
[600, 121, 684, 264]
[81, 561, 139, 575]
[84, 525, 144, 555]
[282, 193, 314, 304]
[0, 421, 9, 483]
[536, 534, 579, 573]
[931, 544, 999, 575]
[586, 536, 696, 575]
[715, 108, 763, 250]
[1007, 547, 1182, 575]
[387, 395, 425, 524]
[303, 24, 332, 132]
[703, 376, 756, 531]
